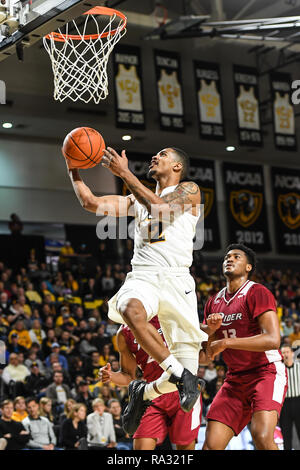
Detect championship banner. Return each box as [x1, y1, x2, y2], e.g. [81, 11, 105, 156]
[233, 65, 262, 146]
[270, 72, 297, 151]
[113, 45, 145, 129]
[116, 153, 220, 251]
[154, 49, 185, 132]
[271, 167, 300, 253]
[193, 61, 225, 140]
[223, 162, 270, 251]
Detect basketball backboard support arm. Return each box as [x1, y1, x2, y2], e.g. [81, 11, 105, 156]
[0, 0, 105, 62]
[143, 14, 300, 50]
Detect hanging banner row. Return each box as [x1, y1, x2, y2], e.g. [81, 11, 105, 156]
[113, 45, 297, 151]
[117, 153, 300, 254]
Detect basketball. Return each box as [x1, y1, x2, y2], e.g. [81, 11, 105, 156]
[62, 127, 105, 169]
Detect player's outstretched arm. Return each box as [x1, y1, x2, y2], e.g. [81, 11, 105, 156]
[101, 147, 200, 218]
[66, 160, 134, 216]
[99, 328, 138, 387]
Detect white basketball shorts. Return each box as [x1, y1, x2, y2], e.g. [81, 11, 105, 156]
[108, 266, 208, 357]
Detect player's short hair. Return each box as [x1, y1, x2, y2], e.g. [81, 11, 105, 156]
[225, 243, 256, 277]
[170, 147, 190, 181]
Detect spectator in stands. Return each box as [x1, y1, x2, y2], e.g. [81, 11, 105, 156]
[79, 330, 97, 358]
[282, 318, 294, 337]
[45, 343, 69, 371]
[11, 396, 28, 422]
[0, 312, 9, 341]
[59, 330, 78, 358]
[70, 375, 85, 399]
[45, 371, 72, 416]
[84, 351, 102, 383]
[59, 241, 75, 271]
[8, 318, 32, 351]
[22, 397, 57, 450]
[87, 398, 116, 450]
[75, 380, 93, 415]
[0, 293, 10, 319]
[107, 398, 132, 450]
[0, 399, 30, 450]
[24, 362, 49, 398]
[29, 319, 46, 346]
[98, 383, 115, 406]
[289, 323, 300, 345]
[2, 353, 30, 396]
[101, 266, 115, 296]
[204, 361, 217, 383]
[69, 356, 86, 383]
[288, 302, 300, 321]
[61, 403, 87, 450]
[206, 365, 226, 402]
[6, 333, 27, 357]
[17, 295, 32, 319]
[66, 273, 79, 295]
[55, 306, 77, 329]
[99, 344, 113, 367]
[41, 328, 57, 358]
[24, 347, 45, 373]
[92, 323, 110, 352]
[25, 282, 42, 305]
[39, 397, 54, 423]
[8, 214, 23, 236]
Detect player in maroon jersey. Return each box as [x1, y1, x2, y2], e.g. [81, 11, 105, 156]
[100, 316, 203, 450]
[202, 244, 288, 451]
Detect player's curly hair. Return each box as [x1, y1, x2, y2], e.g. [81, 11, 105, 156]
[225, 243, 257, 278]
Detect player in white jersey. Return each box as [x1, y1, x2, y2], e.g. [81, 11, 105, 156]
[65, 146, 211, 435]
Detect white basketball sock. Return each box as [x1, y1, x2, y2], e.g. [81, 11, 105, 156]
[159, 354, 184, 378]
[143, 372, 178, 401]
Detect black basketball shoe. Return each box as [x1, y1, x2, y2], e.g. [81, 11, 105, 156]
[121, 380, 152, 436]
[169, 368, 205, 413]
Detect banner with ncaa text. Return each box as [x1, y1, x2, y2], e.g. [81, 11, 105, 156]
[113, 45, 145, 129]
[116, 152, 220, 251]
[271, 167, 300, 254]
[233, 65, 263, 146]
[270, 72, 297, 151]
[154, 49, 185, 132]
[194, 61, 225, 140]
[223, 162, 270, 251]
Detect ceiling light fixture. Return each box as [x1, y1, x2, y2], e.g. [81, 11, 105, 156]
[122, 135, 132, 141]
[226, 145, 236, 152]
[2, 122, 13, 129]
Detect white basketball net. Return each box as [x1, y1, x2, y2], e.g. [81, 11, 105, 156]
[43, 13, 126, 104]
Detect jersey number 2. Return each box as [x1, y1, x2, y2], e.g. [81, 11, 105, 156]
[149, 221, 166, 244]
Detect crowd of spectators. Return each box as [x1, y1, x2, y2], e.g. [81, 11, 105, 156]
[0, 240, 300, 450]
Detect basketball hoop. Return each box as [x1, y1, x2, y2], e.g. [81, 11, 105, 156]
[43, 6, 127, 104]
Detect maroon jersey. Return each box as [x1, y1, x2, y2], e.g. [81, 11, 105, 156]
[121, 316, 166, 382]
[204, 280, 282, 374]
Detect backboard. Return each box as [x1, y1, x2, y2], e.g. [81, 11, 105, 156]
[0, 0, 104, 61]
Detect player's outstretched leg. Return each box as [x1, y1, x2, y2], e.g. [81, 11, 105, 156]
[169, 369, 205, 413]
[122, 380, 152, 436]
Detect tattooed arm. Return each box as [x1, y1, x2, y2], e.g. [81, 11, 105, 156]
[101, 146, 201, 219]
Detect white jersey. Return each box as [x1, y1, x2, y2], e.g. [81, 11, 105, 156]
[198, 79, 222, 124]
[237, 85, 260, 129]
[274, 91, 295, 135]
[131, 185, 199, 268]
[116, 64, 143, 111]
[158, 70, 183, 115]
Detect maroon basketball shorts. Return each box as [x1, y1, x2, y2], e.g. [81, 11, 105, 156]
[207, 361, 288, 435]
[133, 391, 202, 446]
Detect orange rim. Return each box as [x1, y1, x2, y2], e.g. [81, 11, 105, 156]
[45, 6, 127, 42]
